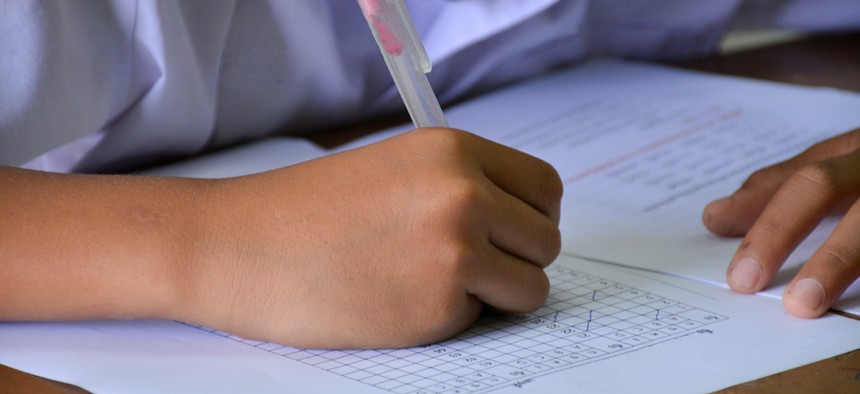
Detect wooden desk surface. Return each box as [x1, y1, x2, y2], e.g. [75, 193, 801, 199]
[3, 32, 859, 393]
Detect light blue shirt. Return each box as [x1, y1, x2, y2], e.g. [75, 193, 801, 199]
[1, 0, 858, 172]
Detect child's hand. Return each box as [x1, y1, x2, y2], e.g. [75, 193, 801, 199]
[182, 128, 563, 348]
[703, 128, 860, 318]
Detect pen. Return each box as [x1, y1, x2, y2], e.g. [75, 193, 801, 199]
[357, 0, 448, 128]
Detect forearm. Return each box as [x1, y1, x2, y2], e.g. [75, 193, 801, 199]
[0, 167, 208, 321]
[0, 129, 562, 349]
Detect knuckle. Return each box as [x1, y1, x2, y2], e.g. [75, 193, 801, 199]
[742, 167, 771, 190]
[541, 227, 562, 265]
[538, 161, 564, 203]
[440, 178, 490, 216]
[794, 163, 840, 191]
[803, 134, 858, 158]
[752, 217, 783, 239]
[802, 142, 830, 158]
[523, 273, 550, 311]
[437, 239, 477, 277]
[415, 127, 471, 154]
[817, 242, 860, 272]
[523, 159, 563, 222]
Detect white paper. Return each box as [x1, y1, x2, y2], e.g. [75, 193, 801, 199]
[493, 62, 860, 312]
[2, 254, 858, 393]
[338, 59, 860, 313]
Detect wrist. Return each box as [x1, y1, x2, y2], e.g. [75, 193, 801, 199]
[167, 173, 307, 342]
[97, 175, 216, 322]
[152, 177, 222, 323]
[163, 177, 259, 330]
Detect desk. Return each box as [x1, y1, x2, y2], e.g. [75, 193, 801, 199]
[2, 32, 859, 393]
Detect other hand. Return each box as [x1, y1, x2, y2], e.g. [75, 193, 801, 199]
[703, 128, 860, 318]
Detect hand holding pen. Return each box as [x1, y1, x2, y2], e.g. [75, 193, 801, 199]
[0, 1, 562, 350]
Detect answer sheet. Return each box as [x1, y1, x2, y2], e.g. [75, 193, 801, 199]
[2, 255, 859, 393]
[339, 59, 860, 313]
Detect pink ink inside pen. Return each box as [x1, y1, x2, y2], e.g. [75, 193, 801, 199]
[358, 0, 404, 55]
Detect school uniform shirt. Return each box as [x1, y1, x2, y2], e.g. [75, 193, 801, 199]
[1, 0, 858, 173]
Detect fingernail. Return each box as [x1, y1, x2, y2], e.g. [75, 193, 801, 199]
[787, 278, 825, 311]
[729, 257, 761, 291]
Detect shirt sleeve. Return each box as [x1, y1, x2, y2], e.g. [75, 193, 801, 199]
[0, 0, 150, 168]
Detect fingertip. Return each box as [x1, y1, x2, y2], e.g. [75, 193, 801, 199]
[703, 197, 737, 236]
[528, 272, 551, 311]
[727, 256, 763, 293]
[783, 278, 828, 318]
[705, 196, 729, 213]
[494, 272, 549, 313]
[542, 229, 562, 268]
[702, 199, 719, 230]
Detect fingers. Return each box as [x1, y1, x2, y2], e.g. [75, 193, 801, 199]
[484, 177, 562, 268]
[466, 243, 550, 313]
[459, 130, 564, 225]
[466, 185, 556, 312]
[408, 128, 562, 264]
[783, 197, 860, 318]
[726, 151, 860, 295]
[784, 231, 860, 318]
[704, 128, 860, 237]
[430, 129, 559, 312]
[464, 130, 563, 267]
[703, 161, 797, 236]
[380, 128, 560, 316]
[393, 128, 563, 224]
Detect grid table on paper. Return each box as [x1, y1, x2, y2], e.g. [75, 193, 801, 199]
[192, 265, 727, 394]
